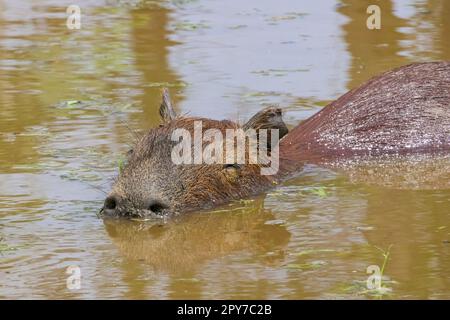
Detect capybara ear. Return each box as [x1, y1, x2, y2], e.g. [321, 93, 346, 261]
[243, 107, 289, 151]
[159, 88, 177, 122]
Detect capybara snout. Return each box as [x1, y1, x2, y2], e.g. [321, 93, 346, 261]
[101, 193, 170, 218]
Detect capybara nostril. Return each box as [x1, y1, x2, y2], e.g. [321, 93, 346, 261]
[147, 200, 168, 214]
[104, 196, 118, 210]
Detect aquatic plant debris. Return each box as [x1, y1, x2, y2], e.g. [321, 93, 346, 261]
[293, 248, 337, 256]
[0, 238, 18, 254]
[365, 244, 394, 297]
[301, 186, 328, 198]
[264, 219, 286, 225]
[252, 68, 308, 77]
[286, 260, 327, 270]
[173, 22, 210, 31]
[268, 12, 308, 22]
[335, 280, 393, 297]
[66, 100, 81, 106]
[117, 156, 127, 173]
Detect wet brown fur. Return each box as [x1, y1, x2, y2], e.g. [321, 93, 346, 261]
[279, 61, 450, 174]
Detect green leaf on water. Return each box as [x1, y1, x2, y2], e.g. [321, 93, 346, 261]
[0, 238, 18, 254]
[309, 187, 328, 198]
[0, 244, 17, 253]
[229, 24, 248, 30]
[268, 12, 308, 22]
[118, 157, 126, 173]
[66, 100, 81, 106]
[286, 260, 327, 270]
[294, 249, 337, 256]
[361, 286, 393, 297]
[174, 22, 209, 31]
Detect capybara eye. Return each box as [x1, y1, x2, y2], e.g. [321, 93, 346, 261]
[222, 163, 241, 183]
[223, 163, 240, 170]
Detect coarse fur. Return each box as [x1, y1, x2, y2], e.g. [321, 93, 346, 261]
[279, 61, 450, 173]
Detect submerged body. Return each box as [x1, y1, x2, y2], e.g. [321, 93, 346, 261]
[102, 61, 450, 218]
[279, 61, 450, 174]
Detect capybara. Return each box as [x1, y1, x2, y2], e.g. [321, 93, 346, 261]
[100, 61, 450, 218]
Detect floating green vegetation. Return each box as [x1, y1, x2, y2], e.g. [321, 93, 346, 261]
[356, 245, 394, 298]
[173, 21, 210, 31]
[117, 156, 127, 173]
[293, 248, 337, 256]
[0, 244, 17, 253]
[348, 280, 394, 298]
[55, 100, 86, 110]
[310, 187, 328, 198]
[0, 237, 18, 255]
[338, 245, 395, 298]
[229, 24, 248, 30]
[66, 100, 82, 106]
[243, 90, 284, 98]
[376, 245, 392, 283]
[286, 260, 327, 271]
[267, 12, 308, 22]
[52, 98, 139, 117]
[252, 68, 308, 77]
[333, 280, 371, 296]
[298, 186, 329, 198]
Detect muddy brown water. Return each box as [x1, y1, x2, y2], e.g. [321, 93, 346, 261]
[0, 0, 449, 299]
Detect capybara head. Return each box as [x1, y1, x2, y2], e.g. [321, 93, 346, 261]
[100, 89, 288, 219]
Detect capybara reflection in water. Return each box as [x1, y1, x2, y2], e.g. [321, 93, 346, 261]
[100, 62, 450, 218]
